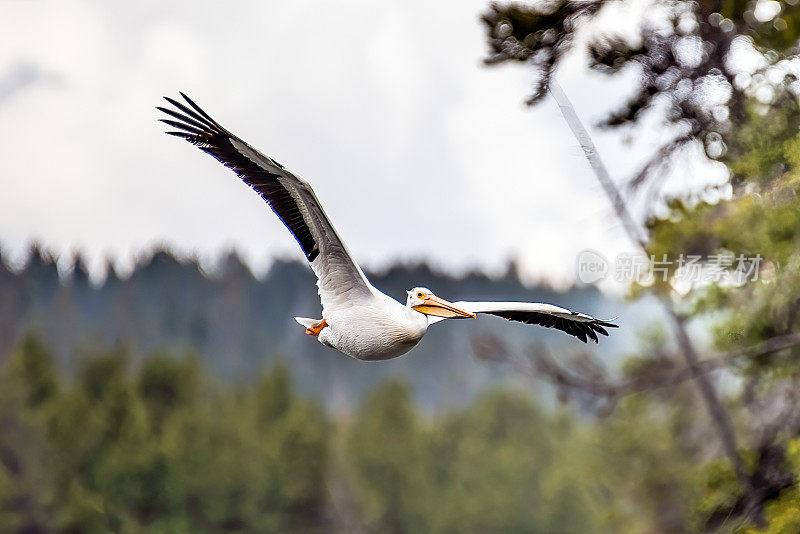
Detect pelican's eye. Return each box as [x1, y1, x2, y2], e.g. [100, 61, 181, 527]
[417, 291, 425, 299]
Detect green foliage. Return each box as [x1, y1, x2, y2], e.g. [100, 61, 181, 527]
[739, 440, 800, 534]
[0, 338, 330, 532]
[593, 394, 702, 533]
[0, 335, 56, 533]
[647, 102, 800, 368]
[427, 394, 602, 534]
[14, 333, 58, 407]
[348, 380, 428, 532]
[2, 335, 726, 533]
[347, 383, 613, 533]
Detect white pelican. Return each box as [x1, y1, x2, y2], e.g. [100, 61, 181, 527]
[158, 93, 618, 361]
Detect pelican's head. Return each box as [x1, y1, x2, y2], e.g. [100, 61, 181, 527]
[406, 287, 476, 319]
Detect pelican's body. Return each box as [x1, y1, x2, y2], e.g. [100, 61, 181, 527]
[159, 93, 618, 361]
[314, 292, 428, 360]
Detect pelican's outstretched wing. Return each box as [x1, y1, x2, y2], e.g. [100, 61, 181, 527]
[454, 301, 618, 343]
[158, 93, 373, 311]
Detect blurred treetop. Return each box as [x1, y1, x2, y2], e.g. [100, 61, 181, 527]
[482, 0, 800, 189]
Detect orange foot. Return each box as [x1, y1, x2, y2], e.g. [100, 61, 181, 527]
[305, 318, 328, 337]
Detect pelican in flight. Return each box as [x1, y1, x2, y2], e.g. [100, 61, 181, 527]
[158, 93, 617, 361]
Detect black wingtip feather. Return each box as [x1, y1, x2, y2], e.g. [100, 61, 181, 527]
[157, 106, 209, 131]
[163, 96, 215, 130]
[159, 119, 205, 136]
[179, 92, 222, 128]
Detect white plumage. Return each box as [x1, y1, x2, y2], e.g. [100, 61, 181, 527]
[159, 93, 618, 361]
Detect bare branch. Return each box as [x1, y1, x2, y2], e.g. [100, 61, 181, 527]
[548, 79, 648, 248]
[514, 331, 800, 404]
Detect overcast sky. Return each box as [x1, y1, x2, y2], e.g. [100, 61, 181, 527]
[0, 0, 727, 289]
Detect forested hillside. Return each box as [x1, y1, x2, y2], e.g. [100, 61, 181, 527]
[0, 245, 648, 411]
[0, 335, 717, 533]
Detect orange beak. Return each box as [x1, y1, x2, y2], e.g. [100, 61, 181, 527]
[413, 295, 476, 319]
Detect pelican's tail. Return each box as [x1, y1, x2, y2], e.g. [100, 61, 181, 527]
[294, 317, 328, 337]
[294, 317, 318, 329]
